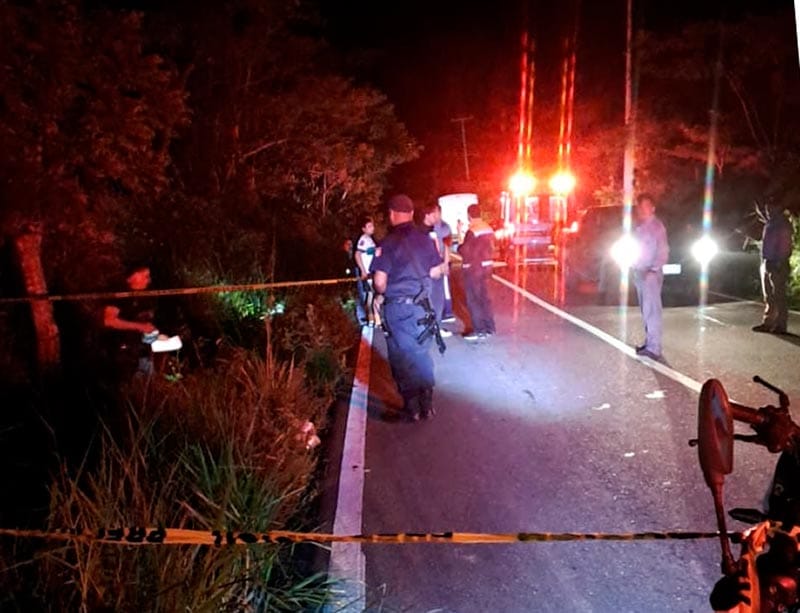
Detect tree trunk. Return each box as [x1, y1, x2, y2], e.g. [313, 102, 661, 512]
[12, 227, 61, 375]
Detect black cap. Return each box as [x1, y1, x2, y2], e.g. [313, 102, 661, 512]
[388, 194, 414, 213]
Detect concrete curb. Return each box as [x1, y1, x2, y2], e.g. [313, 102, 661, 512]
[325, 325, 372, 612]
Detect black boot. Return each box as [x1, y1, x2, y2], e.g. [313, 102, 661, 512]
[403, 394, 421, 422]
[419, 388, 435, 419]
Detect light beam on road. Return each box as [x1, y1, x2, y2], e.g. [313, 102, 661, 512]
[699, 23, 725, 308]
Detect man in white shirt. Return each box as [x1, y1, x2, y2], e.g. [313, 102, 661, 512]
[355, 216, 378, 326]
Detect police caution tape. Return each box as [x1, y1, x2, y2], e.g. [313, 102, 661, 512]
[0, 277, 356, 304]
[0, 527, 743, 546]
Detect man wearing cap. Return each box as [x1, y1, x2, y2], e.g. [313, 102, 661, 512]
[371, 194, 447, 421]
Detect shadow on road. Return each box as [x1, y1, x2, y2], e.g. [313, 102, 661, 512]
[774, 332, 800, 347]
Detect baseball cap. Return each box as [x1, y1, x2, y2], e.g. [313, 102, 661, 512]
[387, 194, 414, 213]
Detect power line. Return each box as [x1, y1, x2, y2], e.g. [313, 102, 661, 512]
[451, 116, 473, 181]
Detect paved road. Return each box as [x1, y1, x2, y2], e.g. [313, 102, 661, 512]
[355, 264, 798, 613]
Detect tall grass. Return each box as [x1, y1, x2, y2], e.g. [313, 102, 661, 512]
[789, 214, 800, 309]
[33, 347, 340, 612]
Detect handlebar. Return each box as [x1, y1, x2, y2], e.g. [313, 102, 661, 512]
[754, 375, 790, 410]
[728, 377, 798, 454]
[729, 400, 766, 428]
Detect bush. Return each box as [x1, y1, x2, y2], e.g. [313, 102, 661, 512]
[789, 214, 800, 309]
[270, 287, 357, 398]
[27, 348, 336, 611]
[0, 258, 359, 610]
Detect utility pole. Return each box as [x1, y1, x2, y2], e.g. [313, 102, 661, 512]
[795, 0, 800, 64]
[622, 0, 636, 233]
[451, 116, 473, 182]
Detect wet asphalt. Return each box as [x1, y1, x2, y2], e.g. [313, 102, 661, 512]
[359, 261, 798, 613]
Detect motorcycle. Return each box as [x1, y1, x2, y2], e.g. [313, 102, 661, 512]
[693, 376, 800, 612]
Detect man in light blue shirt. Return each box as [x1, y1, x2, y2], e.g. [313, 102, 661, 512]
[633, 194, 669, 359]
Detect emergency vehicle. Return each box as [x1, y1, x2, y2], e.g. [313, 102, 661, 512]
[437, 192, 478, 246]
[493, 189, 579, 264]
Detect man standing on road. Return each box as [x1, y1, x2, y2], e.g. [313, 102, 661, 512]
[372, 194, 446, 421]
[632, 194, 669, 360]
[421, 202, 453, 337]
[460, 204, 496, 341]
[355, 216, 378, 327]
[752, 200, 793, 334]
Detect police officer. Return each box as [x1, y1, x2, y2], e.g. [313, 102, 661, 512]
[372, 194, 446, 421]
[752, 200, 793, 334]
[632, 194, 669, 360]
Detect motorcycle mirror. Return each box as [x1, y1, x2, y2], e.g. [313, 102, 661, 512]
[698, 379, 738, 575]
[729, 507, 767, 524]
[698, 379, 734, 488]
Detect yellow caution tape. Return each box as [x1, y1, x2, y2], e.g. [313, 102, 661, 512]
[0, 277, 356, 304]
[0, 527, 742, 546]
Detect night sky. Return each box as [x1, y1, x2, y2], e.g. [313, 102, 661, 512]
[318, 0, 793, 179]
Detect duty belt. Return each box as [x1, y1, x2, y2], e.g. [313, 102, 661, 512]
[384, 296, 418, 305]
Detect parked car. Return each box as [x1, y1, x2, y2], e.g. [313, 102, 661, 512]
[564, 204, 721, 305]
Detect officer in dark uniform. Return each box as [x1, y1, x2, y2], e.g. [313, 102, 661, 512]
[372, 194, 446, 421]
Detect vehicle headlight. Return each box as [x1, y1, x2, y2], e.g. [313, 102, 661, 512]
[691, 235, 719, 266]
[610, 234, 640, 270]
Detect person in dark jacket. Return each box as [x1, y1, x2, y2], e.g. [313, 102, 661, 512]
[102, 264, 157, 379]
[421, 202, 453, 337]
[372, 194, 446, 421]
[753, 201, 794, 334]
[459, 204, 496, 341]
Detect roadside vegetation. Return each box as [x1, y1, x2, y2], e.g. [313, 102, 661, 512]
[0, 284, 358, 611]
[790, 215, 800, 309]
[0, 0, 391, 609]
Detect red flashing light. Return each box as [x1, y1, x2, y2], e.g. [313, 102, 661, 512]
[549, 171, 576, 195]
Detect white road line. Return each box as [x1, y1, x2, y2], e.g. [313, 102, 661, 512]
[697, 313, 728, 326]
[492, 274, 703, 394]
[710, 290, 800, 316]
[709, 290, 762, 306]
[328, 325, 372, 611]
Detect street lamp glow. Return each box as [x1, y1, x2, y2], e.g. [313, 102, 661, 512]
[509, 170, 536, 196]
[549, 171, 576, 195]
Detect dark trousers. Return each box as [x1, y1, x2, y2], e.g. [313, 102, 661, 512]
[464, 268, 495, 334]
[355, 278, 368, 323]
[442, 275, 454, 319]
[761, 259, 789, 331]
[384, 302, 434, 412]
[429, 276, 445, 322]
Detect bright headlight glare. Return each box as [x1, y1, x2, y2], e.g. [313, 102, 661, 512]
[610, 234, 640, 270]
[691, 235, 719, 265]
